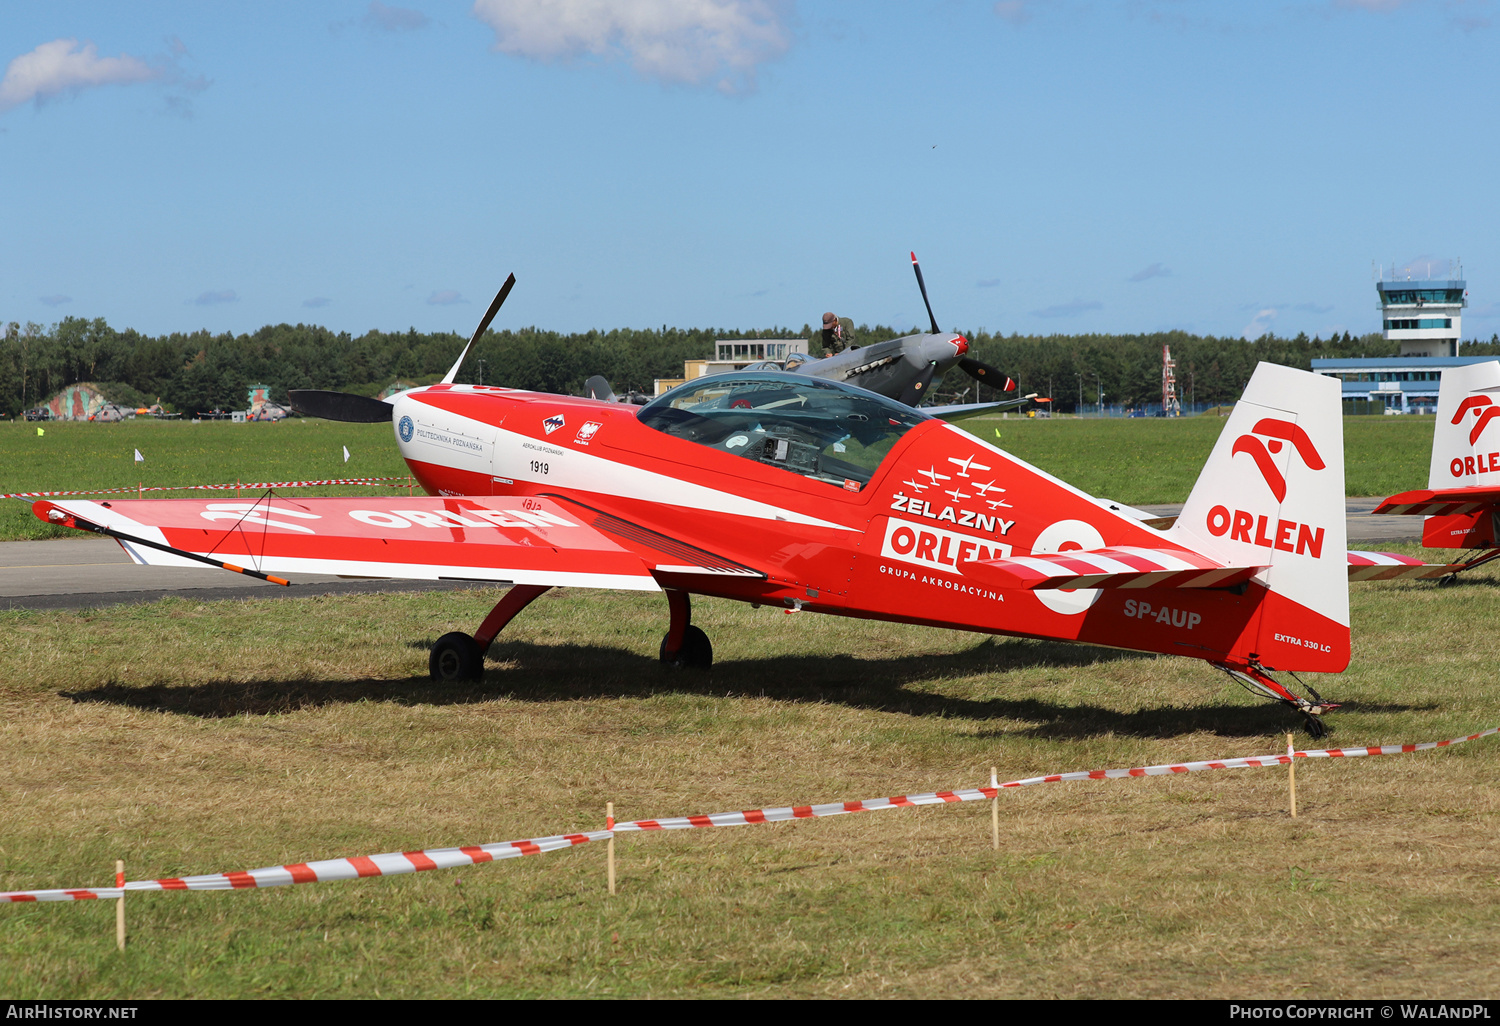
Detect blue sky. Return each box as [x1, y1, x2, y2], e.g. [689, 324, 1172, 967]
[2, 1, 1497, 341]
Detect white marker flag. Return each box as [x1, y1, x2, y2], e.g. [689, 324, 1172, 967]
[342, 446, 351, 463]
[134, 449, 144, 463]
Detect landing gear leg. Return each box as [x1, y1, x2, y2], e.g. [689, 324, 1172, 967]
[659, 589, 712, 670]
[1217, 662, 1341, 740]
[428, 584, 552, 682]
[1441, 547, 1500, 587]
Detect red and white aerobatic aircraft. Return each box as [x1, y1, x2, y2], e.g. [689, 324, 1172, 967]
[33, 282, 1431, 737]
[1373, 359, 1500, 580]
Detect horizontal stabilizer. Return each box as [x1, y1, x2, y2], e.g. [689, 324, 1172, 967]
[1373, 487, 1500, 517]
[1346, 550, 1467, 581]
[964, 545, 1265, 592]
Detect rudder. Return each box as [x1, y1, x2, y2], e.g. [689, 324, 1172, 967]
[1170, 363, 1349, 672]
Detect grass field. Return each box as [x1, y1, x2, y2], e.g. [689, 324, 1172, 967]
[3, 409, 1489, 998]
[0, 419, 408, 541]
[0, 413, 1435, 541]
[965, 412, 1433, 504]
[2, 560, 1498, 999]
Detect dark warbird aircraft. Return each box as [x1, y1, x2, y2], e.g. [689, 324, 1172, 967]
[587, 254, 1034, 414]
[753, 253, 1024, 410]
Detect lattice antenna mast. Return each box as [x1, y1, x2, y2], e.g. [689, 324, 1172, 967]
[1162, 344, 1182, 417]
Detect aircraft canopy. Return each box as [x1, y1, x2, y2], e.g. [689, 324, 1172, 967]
[639, 372, 929, 491]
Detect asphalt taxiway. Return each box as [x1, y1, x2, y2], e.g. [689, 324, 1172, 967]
[0, 498, 1419, 611]
[0, 537, 474, 610]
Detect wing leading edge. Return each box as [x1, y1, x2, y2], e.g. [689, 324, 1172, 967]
[33, 496, 763, 592]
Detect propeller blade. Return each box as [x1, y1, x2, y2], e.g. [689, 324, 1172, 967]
[288, 390, 394, 423]
[899, 361, 939, 407]
[584, 374, 616, 402]
[910, 251, 941, 335]
[959, 357, 1015, 392]
[441, 273, 517, 385]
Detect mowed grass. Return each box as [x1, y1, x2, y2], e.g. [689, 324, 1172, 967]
[0, 413, 1435, 542]
[0, 419, 408, 541]
[2, 562, 1498, 999]
[960, 413, 1433, 504]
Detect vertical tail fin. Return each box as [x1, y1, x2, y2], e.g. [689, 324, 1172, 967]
[1170, 363, 1348, 671]
[1428, 360, 1500, 489]
[1420, 359, 1500, 548]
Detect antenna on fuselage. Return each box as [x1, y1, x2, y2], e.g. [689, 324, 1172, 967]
[441, 274, 517, 385]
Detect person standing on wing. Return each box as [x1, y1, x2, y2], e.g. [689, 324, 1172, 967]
[820, 312, 855, 355]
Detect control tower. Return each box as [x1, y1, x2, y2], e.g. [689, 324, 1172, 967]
[1376, 261, 1466, 358]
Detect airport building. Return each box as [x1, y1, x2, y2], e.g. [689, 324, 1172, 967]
[654, 338, 809, 395]
[1311, 264, 1487, 413]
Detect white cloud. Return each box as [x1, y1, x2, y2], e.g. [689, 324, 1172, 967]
[303, 297, 333, 308]
[1128, 262, 1171, 282]
[994, 1, 1033, 26]
[1334, 0, 1412, 11]
[1031, 299, 1102, 318]
[427, 290, 466, 305]
[1242, 307, 1277, 339]
[367, 2, 431, 32]
[472, 0, 791, 92]
[1387, 254, 1460, 280]
[39, 294, 72, 307]
[0, 39, 161, 113]
[191, 290, 238, 306]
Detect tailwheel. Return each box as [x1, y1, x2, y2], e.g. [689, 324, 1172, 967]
[430, 631, 484, 682]
[660, 624, 713, 670]
[1217, 662, 1340, 739]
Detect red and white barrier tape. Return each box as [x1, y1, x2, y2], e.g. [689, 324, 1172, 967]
[613, 725, 1500, 831]
[4, 726, 1494, 904]
[3, 477, 409, 500]
[0, 830, 615, 903]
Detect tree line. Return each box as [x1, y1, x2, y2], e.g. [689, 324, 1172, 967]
[5, 315, 1500, 418]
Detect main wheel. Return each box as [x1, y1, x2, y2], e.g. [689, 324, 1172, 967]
[430, 631, 484, 682]
[659, 624, 713, 670]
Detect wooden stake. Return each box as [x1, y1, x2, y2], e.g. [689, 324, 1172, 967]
[115, 860, 125, 951]
[137, 481, 142, 500]
[606, 802, 616, 895]
[990, 766, 1000, 851]
[1286, 733, 1297, 819]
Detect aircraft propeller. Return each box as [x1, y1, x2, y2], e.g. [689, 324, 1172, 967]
[910, 251, 941, 335]
[899, 362, 938, 406]
[958, 357, 1015, 393]
[909, 252, 1017, 396]
[289, 274, 517, 423]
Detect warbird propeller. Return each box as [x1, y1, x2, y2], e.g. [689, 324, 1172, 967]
[731, 253, 1027, 413]
[32, 274, 1435, 738]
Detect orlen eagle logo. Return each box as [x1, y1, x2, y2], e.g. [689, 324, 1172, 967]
[1230, 418, 1325, 502]
[1210, 417, 1328, 559]
[1452, 395, 1500, 446]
